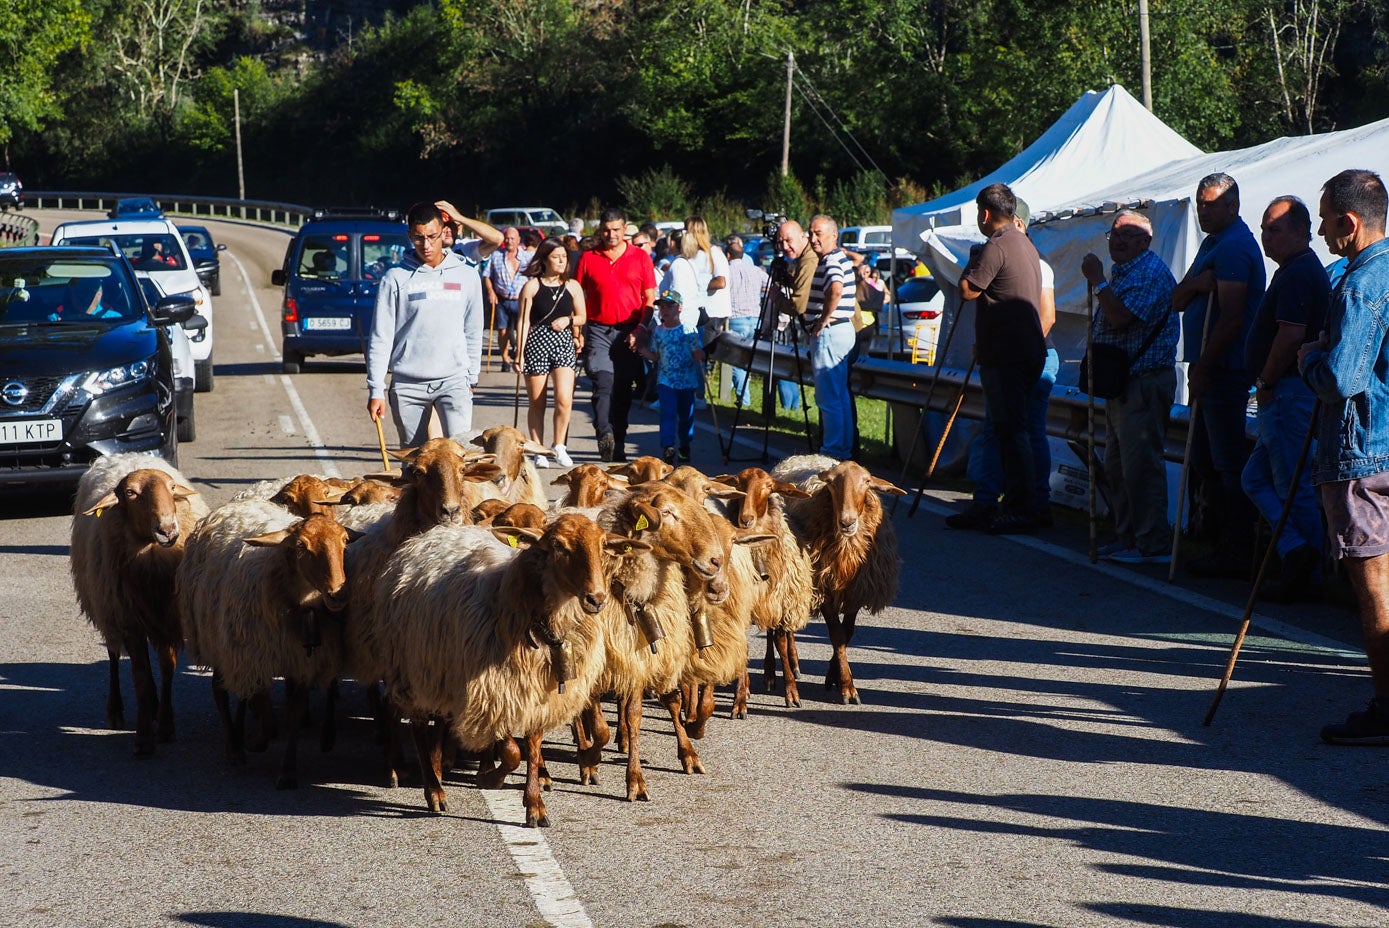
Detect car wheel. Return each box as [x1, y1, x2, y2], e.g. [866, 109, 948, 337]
[211, 273, 221, 297]
[282, 347, 303, 375]
[177, 406, 196, 443]
[194, 356, 214, 393]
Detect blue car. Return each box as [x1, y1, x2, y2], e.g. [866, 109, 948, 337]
[108, 197, 163, 220]
[271, 209, 409, 374]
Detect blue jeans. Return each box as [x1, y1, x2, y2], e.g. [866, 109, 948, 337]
[979, 356, 1044, 516]
[811, 322, 857, 459]
[970, 347, 1059, 511]
[728, 316, 801, 410]
[1241, 377, 1321, 564]
[658, 384, 696, 449]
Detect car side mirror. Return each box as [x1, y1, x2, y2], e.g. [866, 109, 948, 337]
[181, 313, 208, 335]
[271, 268, 286, 287]
[215, 243, 227, 251]
[151, 294, 196, 327]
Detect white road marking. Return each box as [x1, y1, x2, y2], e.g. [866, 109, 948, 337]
[278, 415, 296, 435]
[481, 790, 594, 928]
[248, 318, 258, 330]
[227, 251, 341, 479]
[254, 343, 265, 353]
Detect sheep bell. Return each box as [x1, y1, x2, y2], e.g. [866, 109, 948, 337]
[691, 608, 714, 650]
[297, 607, 321, 656]
[551, 639, 575, 694]
[635, 605, 665, 654]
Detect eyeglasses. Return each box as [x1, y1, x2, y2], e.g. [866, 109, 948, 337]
[408, 231, 444, 246]
[1106, 229, 1148, 241]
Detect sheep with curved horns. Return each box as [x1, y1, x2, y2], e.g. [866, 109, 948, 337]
[771, 455, 904, 705]
[178, 500, 361, 788]
[70, 453, 208, 756]
[713, 467, 819, 707]
[471, 425, 551, 509]
[375, 513, 647, 826]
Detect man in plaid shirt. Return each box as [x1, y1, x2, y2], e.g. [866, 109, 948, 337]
[1080, 209, 1180, 564]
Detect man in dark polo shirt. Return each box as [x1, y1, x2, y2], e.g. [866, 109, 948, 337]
[959, 182, 1046, 533]
[1241, 196, 1329, 601]
[574, 207, 656, 462]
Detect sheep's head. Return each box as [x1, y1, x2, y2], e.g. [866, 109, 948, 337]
[497, 514, 648, 623]
[608, 456, 673, 485]
[472, 426, 551, 493]
[270, 474, 346, 518]
[336, 477, 402, 507]
[553, 463, 627, 507]
[661, 465, 745, 506]
[713, 467, 809, 528]
[819, 461, 905, 537]
[84, 468, 199, 548]
[244, 513, 362, 614]
[391, 439, 503, 528]
[469, 498, 510, 525]
[493, 502, 547, 530]
[614, 484, 729, 601]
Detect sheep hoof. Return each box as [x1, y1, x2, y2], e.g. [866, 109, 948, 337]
[763, 676, 777, 693]
[579, 767, 600, 787]
[425, 792, 447, 814]
[682, 756, 705, 776]
[729, 707, 747, 720]
[386, 770, 399, 789]
[786, 696, 800, 709]
[687, 722, 707, 741]
[840, 690, 861, 706]
[524, 810, 551, 828]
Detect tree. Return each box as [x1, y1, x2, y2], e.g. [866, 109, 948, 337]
[0, 0, 91, 164]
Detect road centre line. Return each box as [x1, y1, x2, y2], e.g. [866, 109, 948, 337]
[230, 248, 589, 921]
[227, 251, 340, 479]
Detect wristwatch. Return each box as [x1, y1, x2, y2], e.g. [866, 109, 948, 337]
[1255, 376, 1272, 391]
[1094, 280, 1110, 293]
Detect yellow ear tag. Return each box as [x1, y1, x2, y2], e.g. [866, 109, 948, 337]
[634, 514, 649, 532]
[94, 508, 103, 518]
[507, 534, 519, 548]
[623, 543, 632, 553]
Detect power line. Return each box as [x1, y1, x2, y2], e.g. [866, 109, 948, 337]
[791, 62, 888, 181]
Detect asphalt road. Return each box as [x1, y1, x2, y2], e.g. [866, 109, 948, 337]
[1, 213, 1385, 928]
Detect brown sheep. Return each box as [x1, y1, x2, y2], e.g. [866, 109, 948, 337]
[179, 501, 361, 788]
[337, 477, 402, 507]
[772, 455, 904, 705]
[471, 425, 551, 509]
[269, 474, 347, 518]
[492, 502, 547, 530]
[469, 498, 510, 525]
[70, 454, 208, 756]
[714, 468, 818, 707]
[386, 439, 504, 544]
[552, 463, 627, 508]
[609, 455, 674, 485]
[375, 514, 647, 826]
[661, 465, 745, 505]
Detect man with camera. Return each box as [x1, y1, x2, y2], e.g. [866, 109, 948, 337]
[1080, 209, 1180, 563]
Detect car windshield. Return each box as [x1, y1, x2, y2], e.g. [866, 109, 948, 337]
[180, 228, 212, 250]
[362, 234, 410, 280]
[64, 233, 188, 272]
[897, 277, 941, 303]
[531, 209, 563, 225]
[0, 259, 140, 325]
[863, 229, 892, 245]
[296, 235, 350, 280]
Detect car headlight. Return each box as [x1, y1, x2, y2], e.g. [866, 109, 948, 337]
[81, 357, 154, 395]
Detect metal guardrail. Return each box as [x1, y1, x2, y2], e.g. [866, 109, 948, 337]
[709, 332, 1195, 467]
[26, 191, 314, 228]
[0, 212, 41, 247]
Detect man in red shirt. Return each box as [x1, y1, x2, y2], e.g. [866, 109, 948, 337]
[574, 208, 656, 461]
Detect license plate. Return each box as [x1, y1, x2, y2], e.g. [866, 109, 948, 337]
[304, 317, 352, 331]
[0, 418, 62, 445]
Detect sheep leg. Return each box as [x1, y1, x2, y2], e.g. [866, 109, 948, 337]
[623, 693, 650, 802]
[246, 691, 276, 753]
[319, 680, 338, 753]
[476, 736, 521, 790]
[681, 684, 699, 727]
[156, 643, 177, 743]
[731, 669, 749, 720]
[687, 683, 715, 740]
[763, 632, 779, 693]
[823, 607, 860, 705]
[409, 718, 448, 814]
[523, 730, 550, 828]
[105, 646, 125, 730]
[366, 681, 388, 745]
[616, 696, 630, 755]
[775, 630, 801, 708]
[212, 671, 246, 765]
[123, 634, 157, 757]
[658, 689, 704, 775]
[276, 679, 307, 790]
[575, 699, 606, 786]
[788, 631, 801, 679]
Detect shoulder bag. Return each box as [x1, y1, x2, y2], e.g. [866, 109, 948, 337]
[1079, 305, 1171, 400]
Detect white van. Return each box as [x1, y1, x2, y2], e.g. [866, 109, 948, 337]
[484, 207, 568, 238]
[51, 218, 216, 392]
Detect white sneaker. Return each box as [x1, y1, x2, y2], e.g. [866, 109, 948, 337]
[534, 454, 550, 468]
[552, 444, 573, 467]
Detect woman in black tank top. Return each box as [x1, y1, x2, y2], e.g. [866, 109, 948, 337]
[516, 240, 587, 466]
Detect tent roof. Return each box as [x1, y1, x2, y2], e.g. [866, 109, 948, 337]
[892, 84, 1201, 246]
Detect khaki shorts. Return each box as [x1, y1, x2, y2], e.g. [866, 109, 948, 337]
[1320, 471, 1389, 559]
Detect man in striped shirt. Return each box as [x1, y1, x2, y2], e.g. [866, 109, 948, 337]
[807, 214, 858, 459]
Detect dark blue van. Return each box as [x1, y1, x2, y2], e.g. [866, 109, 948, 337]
[272, 209, 409, 373]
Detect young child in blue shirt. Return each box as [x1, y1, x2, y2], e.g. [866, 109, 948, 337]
[638, 289, 705, 463]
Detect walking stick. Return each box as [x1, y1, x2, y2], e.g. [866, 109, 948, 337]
[373, 415, 391, 473]
[1204, 401, 1320, 726]
[1169, 297, 1215, 582]
[907, 356, 977, 518]
[1086, 285, 1098, 563]
[893, 302, 968, 515]
[486, 300, 498, 372]
[512, 316, 527, 429]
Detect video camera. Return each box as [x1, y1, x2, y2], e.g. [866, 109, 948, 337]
[745, 208, 786, 243]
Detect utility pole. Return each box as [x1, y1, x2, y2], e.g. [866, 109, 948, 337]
[1138, 0, 1153, 111]
[234, 89, 246, 201]
[781, 51, 793, 177]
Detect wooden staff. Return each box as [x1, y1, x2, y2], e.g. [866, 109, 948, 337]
[1086, 284, 1098, 563]
[1169, 297, 1215, 582]
[908, 356, 977, 518]
[896, 302, 967, 516]
[373, 415, 391, 473]
[1204, 402, 1320, 726]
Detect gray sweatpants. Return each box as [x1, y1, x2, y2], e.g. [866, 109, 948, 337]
[388, 372, 474, 446]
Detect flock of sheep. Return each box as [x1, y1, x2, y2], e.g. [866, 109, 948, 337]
[68, 426, 904, 828]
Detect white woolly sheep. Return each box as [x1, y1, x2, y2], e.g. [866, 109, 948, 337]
[70, 453, 208, 756]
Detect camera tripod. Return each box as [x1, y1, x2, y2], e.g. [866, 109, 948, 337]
[718, 273, 815, 463]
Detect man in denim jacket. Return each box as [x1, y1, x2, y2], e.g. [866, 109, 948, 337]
[1298, 169, 1389, 745]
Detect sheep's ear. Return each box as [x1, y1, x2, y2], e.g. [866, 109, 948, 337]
[711, 474, 737, 486]
[492, 526, 541, 549]
[550, 471, 574, 486]
[171, 483, 200, 501]
[629, 499, 661, 534]
[389, 446, 419, 463]
[705, 483, 744, 500]
[244, 529, 293, 547]
[463, 461, 504, 482]
[344, 527, 366, 543]
[83, 491, 121, 517]
[324, 477, 354, 489]
[608, 472, 630, 484]
[607, 462, 634, 477]
[470, 434, 488, 449]
[869, 476, 907, 496]
[311, 497, 350, 508]
[523, 441, 553, 457]
[772, 481, 811, 499]
[733, 531, 779, 547]
[360, 471, 408, 488]
[605, 534, 651, 556]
